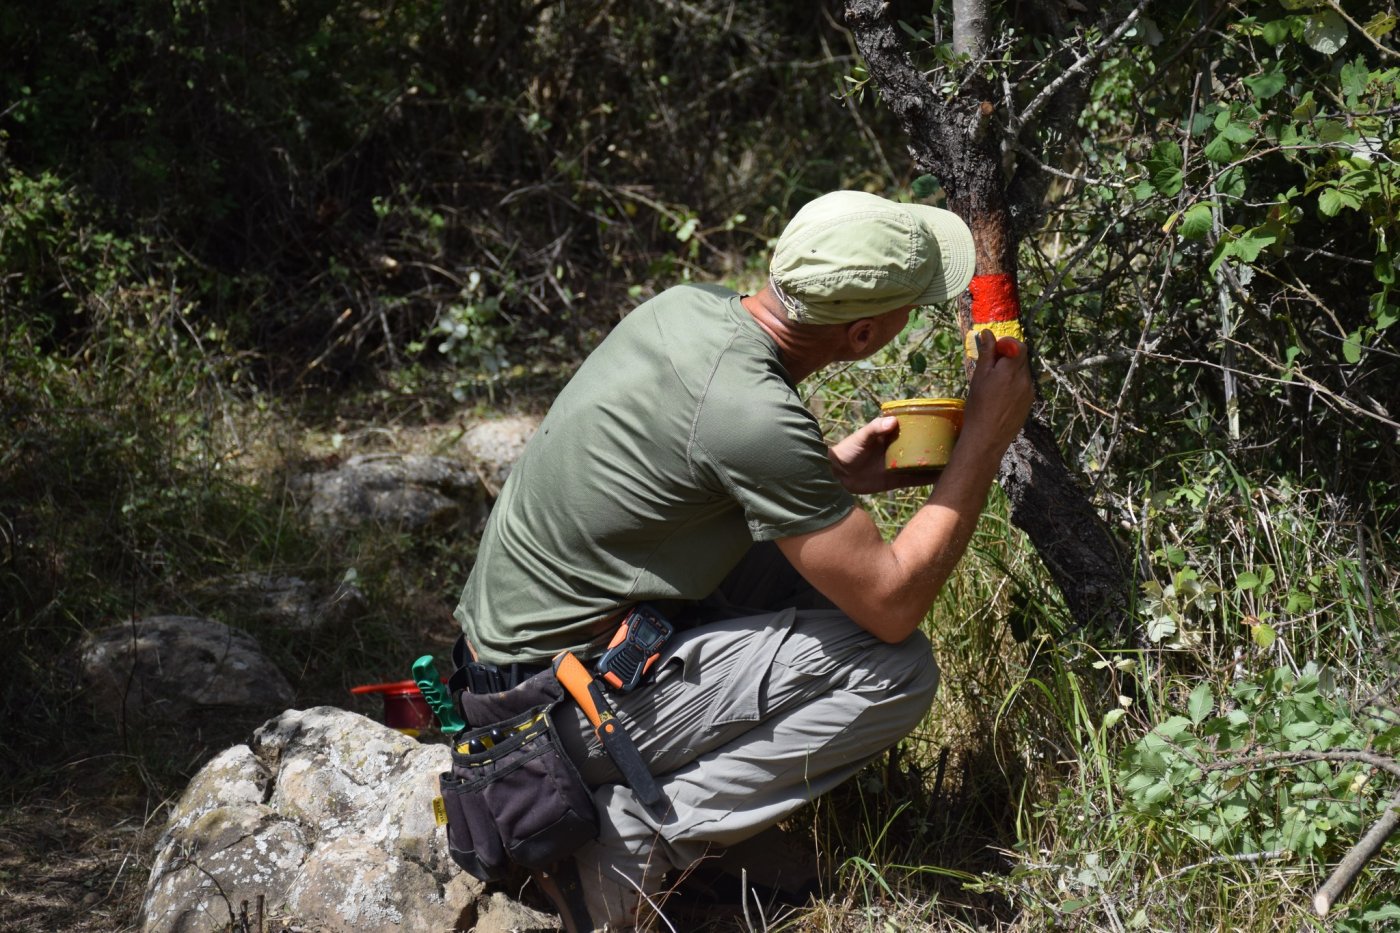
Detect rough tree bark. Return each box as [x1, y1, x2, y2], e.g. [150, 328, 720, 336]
[845, 0, 1139, 636]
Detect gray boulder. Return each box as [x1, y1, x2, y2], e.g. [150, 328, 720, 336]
[197, 572, 367, 634]
[474, 891, 560, 933]
[141, 707, 489, 933]
[458, 415, 540, 495]
[80, 616, 294, 723]
[291, 453, 483, 532]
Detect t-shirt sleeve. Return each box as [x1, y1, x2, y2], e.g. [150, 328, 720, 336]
[690, 387, 855, 542]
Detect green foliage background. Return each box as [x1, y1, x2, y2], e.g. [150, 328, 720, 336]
[1, 0, 1398, 930]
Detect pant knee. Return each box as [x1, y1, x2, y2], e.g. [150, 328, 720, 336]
[861, 628, 939, 726]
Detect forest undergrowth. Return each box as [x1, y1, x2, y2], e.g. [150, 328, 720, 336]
[4, 1, 1399, 931]
[7, 277, 1393, 933]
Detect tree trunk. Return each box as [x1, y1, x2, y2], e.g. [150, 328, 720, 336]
[845, 0, 1133, 635]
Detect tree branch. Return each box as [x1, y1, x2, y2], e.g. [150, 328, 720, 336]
[952, 0, 991, 58]
[1315, 788, 1400, 917]
[846, 0, 1135, 636]
[1017, 0, 1155, 132]
[1201, 748, 1400, 781]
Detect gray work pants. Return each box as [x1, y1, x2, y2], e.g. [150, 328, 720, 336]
[557, 543, 940, 922]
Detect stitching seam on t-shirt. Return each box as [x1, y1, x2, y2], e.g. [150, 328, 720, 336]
[616, 311, 743, 602]
[686, 321, 745, 491]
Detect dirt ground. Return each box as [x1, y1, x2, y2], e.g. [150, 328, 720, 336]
[0, 705, 335, 933]
[0, 792, 156, 933]
[0, 795, 812, 933]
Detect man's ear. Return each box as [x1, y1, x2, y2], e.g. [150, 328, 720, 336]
[844, 318, 877, 355]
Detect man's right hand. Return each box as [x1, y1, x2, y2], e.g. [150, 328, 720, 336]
[959, 330, 1033, 460]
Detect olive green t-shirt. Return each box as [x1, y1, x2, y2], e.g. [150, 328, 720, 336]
[454, 284, 855, 665]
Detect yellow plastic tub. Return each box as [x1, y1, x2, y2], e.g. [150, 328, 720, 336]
[880, 398, 964, 471]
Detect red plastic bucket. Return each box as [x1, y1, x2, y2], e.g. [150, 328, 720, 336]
[349, 680, 434, 736]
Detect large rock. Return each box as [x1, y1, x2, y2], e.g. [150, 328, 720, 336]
[291, 453, 483, 533]
[141, 707, 488, 932]
[458, 415, 540, 495]
[196, 572, 367, 634]
[79, 616, 294, 723]
[473, 891, 559, 933]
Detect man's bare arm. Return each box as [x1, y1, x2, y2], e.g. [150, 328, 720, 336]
[779, 332, 1034, 642]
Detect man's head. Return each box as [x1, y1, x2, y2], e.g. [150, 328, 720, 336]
[768, 190, 975, 326]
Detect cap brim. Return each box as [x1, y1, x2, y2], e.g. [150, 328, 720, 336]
[907, 206, 976, 305]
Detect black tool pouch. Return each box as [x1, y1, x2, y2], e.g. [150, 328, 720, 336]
[438, 671, 598, 883]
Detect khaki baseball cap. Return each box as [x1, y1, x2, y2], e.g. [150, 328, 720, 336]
[769, 190, 975, 325]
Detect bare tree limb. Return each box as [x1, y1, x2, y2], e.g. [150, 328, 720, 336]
[1201, 748, 1400, 781]
[1017, 0, 1155, 132]
[952, 0, 991, 58]
[1315, 788, 1400, 917]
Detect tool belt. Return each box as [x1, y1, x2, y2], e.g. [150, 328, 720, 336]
[447, 634, 548, 695]
[438, 639, 665, 883]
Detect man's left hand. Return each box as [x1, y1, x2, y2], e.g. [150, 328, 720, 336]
[828, 416, 940, 495]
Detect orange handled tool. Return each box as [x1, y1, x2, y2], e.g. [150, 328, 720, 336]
[553, 651, 665, 810]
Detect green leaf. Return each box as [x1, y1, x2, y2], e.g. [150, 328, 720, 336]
[1179, 202, 1215, 241]
[1318, 187, 1362, 216]
[1283, 720, 1322, 741]
[1261, 19, 1294, 46]
[1156, 715, 1195, 740]
[1188, 683, 1215, 724]
[1130, 16, 1164, 46]
[1364, 12, 1398, 40]
[1252, 622, 1277, 649]
[1342, 330, 1362, 364]
[1227, 229, 1277, 263]
[912, 174, 941, 198]
[1236, 571, 1261, 591]
[1244, 67, 1287, 101]
[1147, 614, 1177, 643]
[1103, 708, 1127, 729]
[1203, 133, 1236, 163]
[1194, 102, 1224, 136]
[1147, 140, 1183, 168]
[1145, 140, 1184, 196]
[1316, 120, 1349, 143]
[1304, 11, 1348, 54]
[1221, 121, 1254, 144]
[1340, 59, 1372, 99]
[1217, 166, 1248, 199]
[1142, 782, 1174, 806]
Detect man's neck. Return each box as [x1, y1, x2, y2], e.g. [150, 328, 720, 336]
[740, 286, 843, 383]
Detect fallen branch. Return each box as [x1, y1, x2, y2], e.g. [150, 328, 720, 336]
[1314, 787, 1400, 917]
[1190, 746, 1400, 916]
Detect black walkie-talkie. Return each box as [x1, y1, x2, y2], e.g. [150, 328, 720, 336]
[595, 604, 673, 693]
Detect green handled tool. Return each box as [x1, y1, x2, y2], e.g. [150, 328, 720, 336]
[412, 655, 466, 732]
